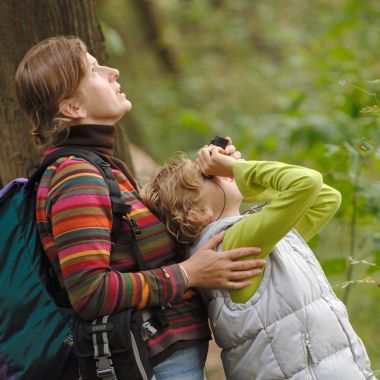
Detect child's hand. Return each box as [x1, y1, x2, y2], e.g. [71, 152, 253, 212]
[196, 145, 236, 178]
[224, 136, 242, 160]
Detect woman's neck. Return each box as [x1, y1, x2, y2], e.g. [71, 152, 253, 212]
[58, 124, 115, 155]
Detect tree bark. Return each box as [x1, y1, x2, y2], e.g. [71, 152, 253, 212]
[0, 0, 134, 183]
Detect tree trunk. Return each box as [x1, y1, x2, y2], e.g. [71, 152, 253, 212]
[130, 0, 180, 75]
[0, 0, 134, 183]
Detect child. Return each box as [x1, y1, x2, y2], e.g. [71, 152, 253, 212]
[141, 146, 377, 380]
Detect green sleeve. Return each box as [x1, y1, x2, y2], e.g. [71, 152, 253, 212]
[222, 160, 341, 303]
[295, 184, 341, 241]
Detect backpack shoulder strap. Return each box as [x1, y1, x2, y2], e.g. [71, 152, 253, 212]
[28, 147, 131, 250]
[39, 148, 169, 329]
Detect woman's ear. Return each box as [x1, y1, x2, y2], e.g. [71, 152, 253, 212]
[59, 98, 86, 119]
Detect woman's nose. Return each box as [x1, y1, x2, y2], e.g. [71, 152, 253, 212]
[106, 66, 119, 81]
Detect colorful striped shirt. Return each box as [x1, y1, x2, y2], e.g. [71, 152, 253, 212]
[36, 152, 210, 360]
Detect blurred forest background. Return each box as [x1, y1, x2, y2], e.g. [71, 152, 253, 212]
[1, 0, 379, 378]
[96, 0, 380, 377]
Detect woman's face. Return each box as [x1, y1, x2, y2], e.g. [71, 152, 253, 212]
[74, 53, 132, 124]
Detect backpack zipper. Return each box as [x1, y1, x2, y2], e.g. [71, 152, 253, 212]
[130, 331, 149, 380]
[303, 334, 317, 380]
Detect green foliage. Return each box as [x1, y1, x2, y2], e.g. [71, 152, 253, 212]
[321, 257, 348, 277]
[97, 0, 380, 370]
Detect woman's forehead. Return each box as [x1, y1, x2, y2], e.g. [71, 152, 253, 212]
[85, 52, 98, 65]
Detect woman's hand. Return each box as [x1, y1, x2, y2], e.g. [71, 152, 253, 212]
[180, 232, 265, 289]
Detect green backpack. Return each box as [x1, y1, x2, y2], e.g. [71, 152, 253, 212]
[0, 148, 136, 380]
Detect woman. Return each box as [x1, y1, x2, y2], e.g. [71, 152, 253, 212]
[14, 36, 264, 380]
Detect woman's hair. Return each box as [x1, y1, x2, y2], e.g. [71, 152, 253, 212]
[141, 155, 209, 245]
[15, 36, 88, 146]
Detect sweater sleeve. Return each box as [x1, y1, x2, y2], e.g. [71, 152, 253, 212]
[222, 160, 341, 302]
[48, 158, 186, 320]
[295, 183, 341, 241]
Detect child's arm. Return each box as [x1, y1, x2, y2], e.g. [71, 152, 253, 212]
[235, 182, 341, 242]
[223, 160, 336, 254]
[295, 183, 341, 242]
[222, 160, 340, 302]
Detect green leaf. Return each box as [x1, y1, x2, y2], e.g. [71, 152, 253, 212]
[180, 110, 210, 133]
[343, 141, 360, 160]
[320, 257, 348, 276]
[360, 105, 380, 114]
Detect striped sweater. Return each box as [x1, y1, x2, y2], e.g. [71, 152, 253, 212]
[36, 152, 210, 360]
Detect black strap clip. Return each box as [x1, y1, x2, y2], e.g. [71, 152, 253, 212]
[128, 217, 141, 237]
[111, 200, 131, 214]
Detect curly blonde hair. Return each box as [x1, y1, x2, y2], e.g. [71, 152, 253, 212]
[141, 155, 209, 245]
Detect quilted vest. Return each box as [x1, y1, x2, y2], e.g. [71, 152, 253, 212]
[189, 216, 376, 380]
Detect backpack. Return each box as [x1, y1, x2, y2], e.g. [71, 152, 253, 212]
[0, 148, 156, 380]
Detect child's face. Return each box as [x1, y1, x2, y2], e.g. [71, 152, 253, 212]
[201, 175, 243, 221]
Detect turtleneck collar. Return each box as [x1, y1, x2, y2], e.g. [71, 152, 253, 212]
[55, 123, 138, 190]
[58, 124, 115, 156]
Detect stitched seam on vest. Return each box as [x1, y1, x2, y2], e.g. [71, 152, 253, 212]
[253, 302, 288, 378]
[320, 346, 366, 377]
[225, 306, 368, 379]
[223, 298, 323, 350]
[299, 345, 367, 378]
[323, 299, 369, 377]
[286, 345, 359, 379]
[288, 229, 330, 294]
[261, 297, 322, 330]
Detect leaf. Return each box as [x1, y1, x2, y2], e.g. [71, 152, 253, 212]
[320, 257, 348, 276]
[338, 80, 347, 87]
[348, 256, 377, 266]
[102, 25, 125, 55]
[333, 277, 378, 289]
[365, 79, 380, 84]
[324, 144, 341, 157]
[366, 250, 380, 275]
[180, 110, 210, 133]
[360, 105, 380, 114]
[343, 142, 360, 160]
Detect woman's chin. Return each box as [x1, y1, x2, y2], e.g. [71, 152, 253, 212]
[123, 98, 133, 113]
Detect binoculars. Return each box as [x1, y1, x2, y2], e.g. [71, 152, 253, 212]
[209, 135, 229, 149]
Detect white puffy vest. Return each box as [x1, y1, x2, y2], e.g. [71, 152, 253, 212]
[189, 216, 376, 380]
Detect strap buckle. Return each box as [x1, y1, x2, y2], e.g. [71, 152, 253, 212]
[96, 356, 116, 379]
[142, 321, 158, 336]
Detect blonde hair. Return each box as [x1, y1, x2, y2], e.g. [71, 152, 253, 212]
[141, 155, 209, 245]
[15, 36, 88, 147]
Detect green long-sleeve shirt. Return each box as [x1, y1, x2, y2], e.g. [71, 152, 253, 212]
[222, 160, 341, 303]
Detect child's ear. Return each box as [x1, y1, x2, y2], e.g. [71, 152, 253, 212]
[188, 207, 214, 224]
[59, 98, 86, 119]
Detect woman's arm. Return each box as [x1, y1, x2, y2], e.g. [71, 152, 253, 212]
[47, 158, 264, 319]
[47, 158, 187, 319]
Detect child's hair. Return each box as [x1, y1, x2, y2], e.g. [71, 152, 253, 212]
[15, 36, 88, 147]
[141, 155, 209, 244]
